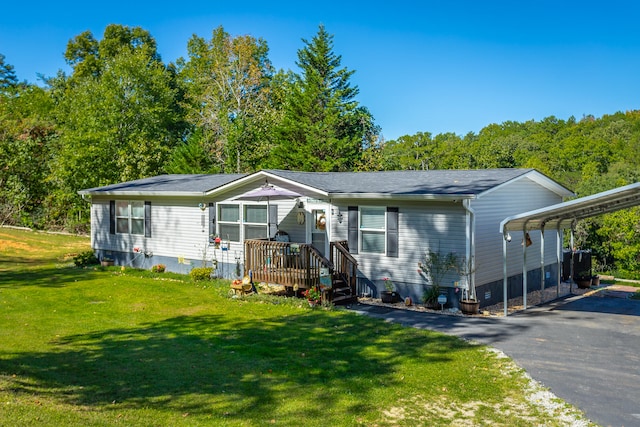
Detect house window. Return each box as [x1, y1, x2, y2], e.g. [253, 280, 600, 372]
[360, 206, 385, 253]
[244, 204, 268, 240]
[218, 204, 241, 242]
[115, 201, 145, 235]
[217, 203, 268, 242]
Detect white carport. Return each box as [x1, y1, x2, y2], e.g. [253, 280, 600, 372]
[499, 182, 640, 316]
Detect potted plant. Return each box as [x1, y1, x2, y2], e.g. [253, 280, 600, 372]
[459, 292, 480, 314]
[575, 270, 592, 289]
[380, 277, 400, 303]
[421, 284, 441, 309]
[457, 256, 479, 314]
[303, 286, 322, 307]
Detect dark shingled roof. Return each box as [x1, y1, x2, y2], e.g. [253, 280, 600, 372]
[266, 169, 534, 196]
[79, 169, 551, 198]
[78, 174, 247, 195]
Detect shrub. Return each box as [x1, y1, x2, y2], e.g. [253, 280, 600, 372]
[73, 250, 99, 267]
[422, 285, 441, 305]
[190, 267, 213, 281]
[151, 264, 166, 273]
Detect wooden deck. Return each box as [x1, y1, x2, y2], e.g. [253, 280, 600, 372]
[244, 239, 358, 304]
[244, 239, 327, 288]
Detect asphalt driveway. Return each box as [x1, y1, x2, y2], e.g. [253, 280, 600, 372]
[349, 290, 640, 427]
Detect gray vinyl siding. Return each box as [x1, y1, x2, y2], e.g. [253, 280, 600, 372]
[471, 176, 565, 286]
[91, 196, 211, 262]
[91, 182, 302, 268]
[332, 200, 467, 292]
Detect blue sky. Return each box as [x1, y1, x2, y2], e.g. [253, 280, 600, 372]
[2, 1, 640, 141]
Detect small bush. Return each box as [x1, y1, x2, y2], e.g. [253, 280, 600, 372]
[73, 250, 99, 267]
[151, 264, 166, 273]
[190, 267, 213, 281]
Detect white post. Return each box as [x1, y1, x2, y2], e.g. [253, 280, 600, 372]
[503, 233, 508, 316]
[523, 226, 528, 310]
[570, 222, 576, 294]
[556, 224, 562, 299]
[540, 225, 545, 297]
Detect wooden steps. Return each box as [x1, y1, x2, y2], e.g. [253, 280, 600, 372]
[331, 277, 357, 305]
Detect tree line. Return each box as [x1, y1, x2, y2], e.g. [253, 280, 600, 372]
[1, 24, 638, 276]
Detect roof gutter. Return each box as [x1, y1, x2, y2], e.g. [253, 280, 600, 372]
[77, 191, 209, 197]
[328, 193, 476, 201]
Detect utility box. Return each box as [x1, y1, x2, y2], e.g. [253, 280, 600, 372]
[573, 249, 592, 278]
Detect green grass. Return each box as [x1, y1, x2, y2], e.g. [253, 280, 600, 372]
[0, 228, 593, 426]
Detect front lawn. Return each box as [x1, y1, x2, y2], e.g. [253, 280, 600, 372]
[0, 228, 592, 426]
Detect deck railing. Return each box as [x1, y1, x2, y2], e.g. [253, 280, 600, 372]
[244, 239, 332, 289]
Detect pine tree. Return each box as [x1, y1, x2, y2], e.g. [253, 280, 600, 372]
[0, 54, 18, 90]
[271, 25, 378, 171]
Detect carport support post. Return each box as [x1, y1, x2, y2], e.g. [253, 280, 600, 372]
[570, 221, 576, 294]
[556, 224, 562, 299]
[523, 225, 528, 310]
[540, 225, 545, 296]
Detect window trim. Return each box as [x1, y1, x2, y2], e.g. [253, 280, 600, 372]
[217, 202, 269, 243]
[243, 204, 268, 241]
[115, 200, 145, 236]
[217, 203, 241, 243]
[359, 206, 386, 254]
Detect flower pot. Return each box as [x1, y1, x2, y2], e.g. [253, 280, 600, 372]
[460, 299, 480, 315]
[381, 291, 399, 303]
[101, 260, 114, 267]
[576, 278, 592, 289]
[308, 300, 319, 307]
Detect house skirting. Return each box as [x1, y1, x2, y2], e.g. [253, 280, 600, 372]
[94, 250, 240, 278]
[356, 263, 560, 310]
[476, 263, 560, 308]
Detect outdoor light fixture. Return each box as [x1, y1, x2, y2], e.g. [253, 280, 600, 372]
[505, 233, 512, 242]
[336, 211, 344, 223]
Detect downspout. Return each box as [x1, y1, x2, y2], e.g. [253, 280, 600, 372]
[462, 199, 476, 300]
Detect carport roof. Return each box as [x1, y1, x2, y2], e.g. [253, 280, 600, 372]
[500, 181, 640, 233]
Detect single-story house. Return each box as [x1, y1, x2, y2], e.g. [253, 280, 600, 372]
[78, 168, 574, 307]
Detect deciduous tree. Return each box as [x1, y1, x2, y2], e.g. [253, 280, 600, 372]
[179, 26, 274, 173]
[49, 25, 184, 227]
